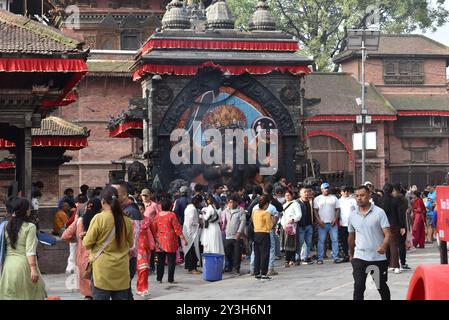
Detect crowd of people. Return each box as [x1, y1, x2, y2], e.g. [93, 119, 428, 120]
[0, 177, 440, 300]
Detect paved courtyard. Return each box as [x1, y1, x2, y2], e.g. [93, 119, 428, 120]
[44, 243, 441, 300]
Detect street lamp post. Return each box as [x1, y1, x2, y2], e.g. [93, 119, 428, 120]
[347, 29, 380, 184]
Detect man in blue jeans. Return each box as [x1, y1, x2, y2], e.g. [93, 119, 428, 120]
[313, 183, 343, 264]
[296, 187, 314, 264]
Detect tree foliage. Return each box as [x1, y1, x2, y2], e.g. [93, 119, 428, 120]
[227, 0, 449, 71]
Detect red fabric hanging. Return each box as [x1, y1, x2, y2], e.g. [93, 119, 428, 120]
[109, 121, 144, 138]
[305, 115, 397, 122]
[0, 58, 88, 72]
[0, 161, 15, 169]
[140, 38, 299, 56]
[398, 111, 449, 117]
[41, 72, 86, 107]
[133, 62, 311, 81]
[0, 137, 88, 150]
[0, 58, 87, 108]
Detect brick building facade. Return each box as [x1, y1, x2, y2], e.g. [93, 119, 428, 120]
[309, 34, 449, 189]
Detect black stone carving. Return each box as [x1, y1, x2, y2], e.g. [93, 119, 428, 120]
[154, 84, 174, 106]
[280, 85, 301, 105]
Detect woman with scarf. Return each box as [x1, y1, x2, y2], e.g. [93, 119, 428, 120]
[182, 194, 203, 274]
[136, 203, 156, 297]
[200, 194, 224, 255]
[411, 191, 427, 248]
[0, 197, 47, 300]
[280, 190, 302, 267]
[62, 198, 102, 300]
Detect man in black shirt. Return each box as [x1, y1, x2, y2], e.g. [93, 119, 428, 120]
[296, 187, 314, 265]
[379, 183, 406, 274]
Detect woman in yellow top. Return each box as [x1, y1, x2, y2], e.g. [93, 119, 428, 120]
[83, 186, 133, 300]
[251, 194, 275, 280]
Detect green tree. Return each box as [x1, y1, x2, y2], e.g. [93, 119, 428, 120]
[227, 0, 449, 71]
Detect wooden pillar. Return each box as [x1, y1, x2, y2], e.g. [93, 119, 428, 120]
[15, 127, 32, 201]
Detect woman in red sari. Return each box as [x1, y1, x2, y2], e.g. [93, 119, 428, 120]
[151, 198, 187, 283]
[412, 191, 427, 248]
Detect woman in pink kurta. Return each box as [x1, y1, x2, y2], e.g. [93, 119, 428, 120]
[61, 198, 101, 300]
[62, 215, 92, 299]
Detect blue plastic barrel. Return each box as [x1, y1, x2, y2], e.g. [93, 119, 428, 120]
[202, 253, 225, 281]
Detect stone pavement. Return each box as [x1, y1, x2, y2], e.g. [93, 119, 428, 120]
[43, 242, 441, 300]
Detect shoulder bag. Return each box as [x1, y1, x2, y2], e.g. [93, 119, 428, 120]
[82, 226, 115, 280]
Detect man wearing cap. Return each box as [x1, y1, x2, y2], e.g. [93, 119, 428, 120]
[142, 188, 159, 221]
[313, 183, 343, 264]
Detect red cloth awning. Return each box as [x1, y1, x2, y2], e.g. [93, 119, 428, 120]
[0, 58, 87, 108]
[140, 38, 299, 57]
[398, 111, 449, 117]
[109, 121, 144, 138]
[305, 115, 397, 122]
[0, 58, 88, 72]
[0, 161, 15, 169]
[0, 137, 88, 150]
[133, 61, 311, 81]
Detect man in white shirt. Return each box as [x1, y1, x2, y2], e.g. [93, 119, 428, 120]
[338, 186, 357, 262]
[313, 183, 343, 264]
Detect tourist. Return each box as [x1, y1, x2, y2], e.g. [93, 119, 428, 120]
[212, 184, 223, 209]
[182, 194, 203, 274]
[200, 194, 224, 255]
[141, 188, 160, 273]
[77, 184, 89, 204]
[136, 201, 155, 297]
[252, 195, 275, 280]
[116, 182, 142, 299]
[57, 188, 76, 209]
[364, 182, 381, 206]
[411, 191, 427, 249]
[379, 183, 405, 274]
[0, 197, 47, 300]
[222, 194, 246, 275]
[280, 190, 302, 267]
[152, 198, 187, 283]
[338, 186, 357, 262]
[250, 191, 279, 276]
[61, 198, 102, 300]
[348, 186, 391, 300]
[263, 183, 283, 272]
[393, 183, 411, 271]
[30, 189, 41, 228]
[274, 186, 286, 205]
[173, 186, 190, 226]
[52, 201, 71, 236]
[83, 186, 134, 300]
[424, 187, 436, 243]
[296, 187, 314, 265]
[313, 183, 343, 264]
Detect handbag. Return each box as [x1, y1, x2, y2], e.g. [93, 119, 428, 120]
[204, 210, 219, 229]
[82, 226, 115, 280]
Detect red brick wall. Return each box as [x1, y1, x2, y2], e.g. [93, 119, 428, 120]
[341, 58, 447, 91]
[57, 75, 141, 196]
